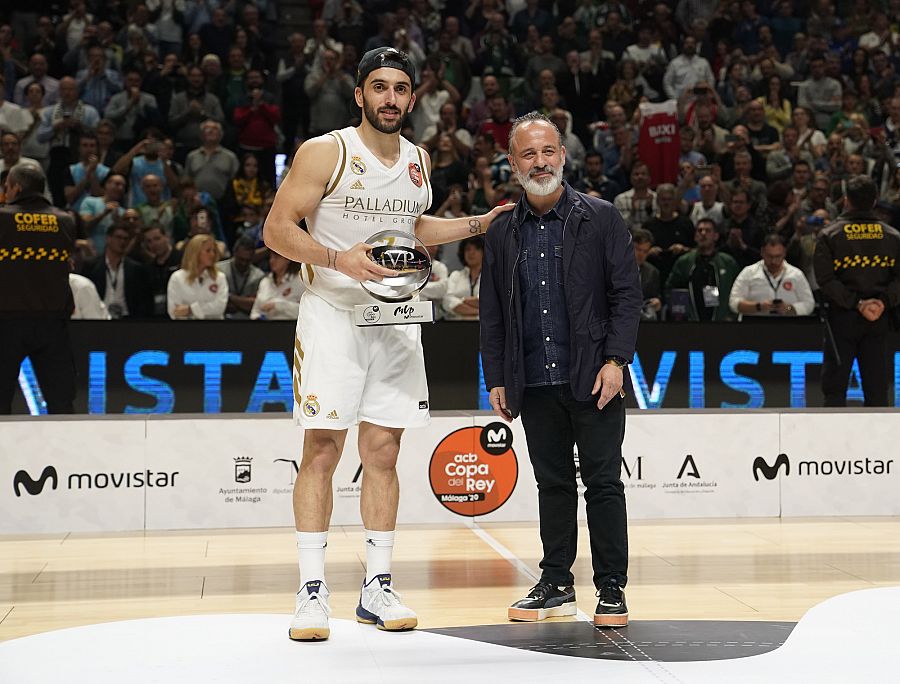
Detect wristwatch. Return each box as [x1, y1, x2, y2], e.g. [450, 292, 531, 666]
[604, 356, 629, 368]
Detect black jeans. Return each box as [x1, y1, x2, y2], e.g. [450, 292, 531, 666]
[0, 319, 76, 414]
[822, 310, 889, 407]
[519, 383, 628, 590]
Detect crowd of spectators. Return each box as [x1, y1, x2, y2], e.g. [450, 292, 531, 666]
[4, 0, 900, 321]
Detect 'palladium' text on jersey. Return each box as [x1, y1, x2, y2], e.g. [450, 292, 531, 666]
[343, 196, 423, 215]
[343, 197, 423, 227]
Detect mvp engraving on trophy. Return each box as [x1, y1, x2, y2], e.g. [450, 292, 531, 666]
[355, 229, 434, 326]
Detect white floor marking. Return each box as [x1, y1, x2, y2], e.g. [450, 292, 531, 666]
[1, 587, 898, 683]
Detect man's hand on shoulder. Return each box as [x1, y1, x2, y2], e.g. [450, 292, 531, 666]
[475, 203, 515, 234]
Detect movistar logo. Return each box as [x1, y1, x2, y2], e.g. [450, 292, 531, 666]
[753, 454, 790, 481]
[13, 466, 59, 496]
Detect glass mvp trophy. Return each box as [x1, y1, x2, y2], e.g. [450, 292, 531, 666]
[354, 229, 435, 326]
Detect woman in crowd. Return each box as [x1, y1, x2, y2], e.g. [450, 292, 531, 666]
[182, 33, 204, 68]
[234, 26, 267, 72]
[854, 74, 881, 126]
[250, 252, 305, 320]
[221, 152, 272, 245]
[468, 156, 497, 215]
[792, 106, 827, 159]
[607, 59, 643, 120]
[442, 236, 483, 321]
[429, 133, 468, 212]
[167, 233, 228, 319]
[759, 74, 792, 133]
[434, 184, 471, 272]
[847, 48, 870, 84]
[435, 183, 470, 219]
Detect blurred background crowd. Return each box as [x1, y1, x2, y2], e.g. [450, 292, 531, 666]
[3, 0, 900, 322]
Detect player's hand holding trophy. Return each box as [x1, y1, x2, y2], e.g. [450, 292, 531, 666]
[355, 229, 434, 326]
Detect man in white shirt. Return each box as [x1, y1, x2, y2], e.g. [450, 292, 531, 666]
[663, 35, 714, 100]
[0, 76, 34, 137]
[729, 234, 815, 318]
[70, 273, 111, 319]
[624, 23, 667, 98]
[14, 54, 60, 106]
[690, 174, 725, 228]
[858, 13, 898, 56]
[420, 244, 449, 319]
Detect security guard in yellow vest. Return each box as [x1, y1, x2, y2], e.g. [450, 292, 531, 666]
[814, 175, 900, 406]
[0, 163, 78, 413]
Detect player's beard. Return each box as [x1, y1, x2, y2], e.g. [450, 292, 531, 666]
[363, 96, 404, 134]
[515, 162, 563, 196]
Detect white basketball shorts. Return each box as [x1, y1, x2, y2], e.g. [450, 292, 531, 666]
[292, 291, 430, 430]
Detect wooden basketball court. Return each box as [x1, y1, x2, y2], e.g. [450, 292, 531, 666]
[3, 516, 898, 641]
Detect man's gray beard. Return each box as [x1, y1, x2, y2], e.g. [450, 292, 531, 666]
[515, 165, 563, 196]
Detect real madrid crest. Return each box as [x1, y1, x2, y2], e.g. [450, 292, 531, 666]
[408, 162, 422, 187]
[351, 156, 367, 175]
[303, 394, 321, 417]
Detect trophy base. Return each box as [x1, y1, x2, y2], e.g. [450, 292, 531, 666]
[354, 301, 434, 326]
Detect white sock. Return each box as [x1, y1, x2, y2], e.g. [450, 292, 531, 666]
[296, 531, 327, 588]
[364, 529, 395, 583]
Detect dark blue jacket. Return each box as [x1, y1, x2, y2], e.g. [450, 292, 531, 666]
[480, 184, 642, 418]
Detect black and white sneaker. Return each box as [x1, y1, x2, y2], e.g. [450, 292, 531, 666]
[594, 579, 628, 627]
[508, 581, 576, 621]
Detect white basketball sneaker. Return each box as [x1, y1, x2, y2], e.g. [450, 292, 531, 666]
[289, 580, 331, 641]
[355, 574, 418, 631]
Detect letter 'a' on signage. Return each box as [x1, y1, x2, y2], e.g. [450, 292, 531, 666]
[429, 426, 518, 516]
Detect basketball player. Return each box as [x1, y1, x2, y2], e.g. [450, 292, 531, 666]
[263, 47, 512, 641]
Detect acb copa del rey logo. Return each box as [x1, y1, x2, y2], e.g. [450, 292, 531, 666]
[429, 423, 518, 516]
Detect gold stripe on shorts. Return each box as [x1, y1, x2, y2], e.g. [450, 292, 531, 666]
[304, 263, 315, 284]
[293, 334, 304, 406]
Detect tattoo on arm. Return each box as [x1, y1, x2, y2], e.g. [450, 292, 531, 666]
[468, 218, 482, 234]
[326, 248, 337, 270]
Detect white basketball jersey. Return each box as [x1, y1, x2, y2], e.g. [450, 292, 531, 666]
[302, 126, 432, 310]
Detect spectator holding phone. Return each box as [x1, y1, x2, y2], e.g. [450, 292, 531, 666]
[730, 234, 815, 318]
[663, 36, 714, 101]
[174, 206, 228, 258]
[787, 208, 829, 290]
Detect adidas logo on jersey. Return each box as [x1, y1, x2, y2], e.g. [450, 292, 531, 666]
[350, 180, 365, 190]
[326, 409, 339, 420]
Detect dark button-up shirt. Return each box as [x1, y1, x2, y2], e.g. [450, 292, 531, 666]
[518, 191, 572, 386]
